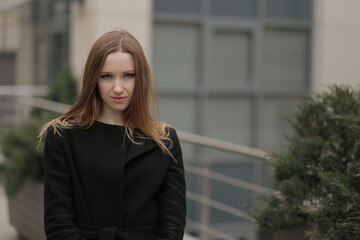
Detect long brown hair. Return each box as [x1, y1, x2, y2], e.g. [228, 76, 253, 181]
[39, 30, 173, 155]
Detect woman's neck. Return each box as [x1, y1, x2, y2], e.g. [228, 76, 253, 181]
[97, 111, 124, 126]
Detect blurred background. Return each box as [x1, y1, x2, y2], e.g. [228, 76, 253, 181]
[0, 0, 359, 240]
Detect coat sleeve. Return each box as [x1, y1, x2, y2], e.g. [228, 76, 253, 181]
[156, 128, 187, 240]
[42, 129, 83, 240]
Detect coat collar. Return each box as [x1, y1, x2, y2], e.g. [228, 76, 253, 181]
[125, 136, 158, 164]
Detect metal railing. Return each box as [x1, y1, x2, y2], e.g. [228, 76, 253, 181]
[0, 91, 275, 240]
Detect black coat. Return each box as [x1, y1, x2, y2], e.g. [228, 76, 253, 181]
[42, 122, 186, 240]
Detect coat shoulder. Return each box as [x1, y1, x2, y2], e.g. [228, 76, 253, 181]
[165, 126, 178, 139]
[164, 126, 180, 148]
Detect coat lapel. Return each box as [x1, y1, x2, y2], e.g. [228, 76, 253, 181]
[125, 137, 158, 164]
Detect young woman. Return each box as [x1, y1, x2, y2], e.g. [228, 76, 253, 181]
[40, 30, 186, 240]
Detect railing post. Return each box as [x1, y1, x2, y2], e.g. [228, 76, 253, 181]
[200, 161, 211, 240]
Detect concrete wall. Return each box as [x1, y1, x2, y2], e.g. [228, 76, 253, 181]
[15, 3, 34, 85]
[0, 3, 34, 86]
[312, 0, 360, 92]
[0, 8, 22, 85]
[0, 9, 19, 51]
[70, 0, 153, 79]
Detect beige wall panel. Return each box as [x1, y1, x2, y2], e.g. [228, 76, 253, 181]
[312, 0, 360, 92]
[319, 28, 360, 88]
[86, 0, 151, 15]
[14, 3, 33, 85]
[16, 22, 34, 85]
[92, 14, 152, 54]
[70, 0, 153, 80]
[0, 10, 19, 51]
[70, 1, 94, 79]
[320, 0, 360, 25]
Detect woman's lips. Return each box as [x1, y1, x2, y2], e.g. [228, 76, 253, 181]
[111, 96, 127, 103]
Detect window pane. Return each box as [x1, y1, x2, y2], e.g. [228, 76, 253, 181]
[158, 96, 196, 159]
[263, 29, 308, 90]
[154, 0, 200, 14]
[203, 98, 252, 159]
[158, 96, 196, 132]
[153, 24, 199, 89]
[185, 172, 199, 221]
[0, 52, 16, 85]
[266, 0, 311, 20]
[209, 31, 251, 87]
[210, 163, 252, 223]
[211, 0, 257, 18]
[259, 98, 299, 150]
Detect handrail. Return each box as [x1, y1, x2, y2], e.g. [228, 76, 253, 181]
[177, 130, 267, 159]
[0, 85, 48, 96]
[185, 163, 278, 196]
[14, 96, 70, 113]
[186, 191, 250, 220]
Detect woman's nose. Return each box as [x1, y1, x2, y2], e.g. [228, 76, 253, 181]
[113, 79, 124, 93]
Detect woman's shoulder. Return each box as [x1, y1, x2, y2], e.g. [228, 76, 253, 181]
[43, 125, 74, 143]
[163, 124, 178, 138]
[161, 124, 180, 149]
[41, 118, 83, 142]
[166, 127, 178, 142]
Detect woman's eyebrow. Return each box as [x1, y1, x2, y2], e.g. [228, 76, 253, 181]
[101, 69, 135, 72]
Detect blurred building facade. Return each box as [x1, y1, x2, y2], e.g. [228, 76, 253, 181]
[0, 0, 20, 86]
[2, 0, 360, 149]
[0, 0, 70, 86]
[1, 0, 360, 239]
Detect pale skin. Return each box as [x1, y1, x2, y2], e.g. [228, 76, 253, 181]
[97, 50, 136, 126]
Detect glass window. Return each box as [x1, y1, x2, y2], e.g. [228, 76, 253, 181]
[153, 24, 199, 90]
[209, 31, 251, 87]
[263, 29, 309, 91]
[153, 0, 312, 235]
[158, 96, 196, 132]
[36, 35, 50, 84]
[211, 0, 257, 18]
[0, 52, 16, 85]
[210, 163, 252, 223]
[259, 98, 299, 150]
[50, 33, 66, 82]
[52, 0, 68, 17]
[154, 0, 200, 14]
[185, 172, 199, 221]
[158, 96, 196, 159]
[266, 0, 311, 20]
[203, 97, 252, 154]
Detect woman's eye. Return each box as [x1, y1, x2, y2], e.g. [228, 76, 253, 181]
[124, 73, 135, 78]
[100, 74, 112, 79]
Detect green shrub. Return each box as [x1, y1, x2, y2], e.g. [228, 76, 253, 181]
[0, 66, 77, 196]
[251, 86, 360, 240]
[0, 117, 47, 195]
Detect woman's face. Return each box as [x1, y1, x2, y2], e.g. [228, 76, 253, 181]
[97, 51, 136, 119]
